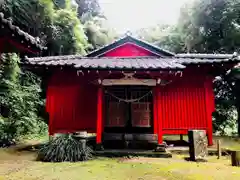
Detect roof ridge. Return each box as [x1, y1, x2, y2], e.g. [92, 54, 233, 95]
[128, 35, 175, 56]
[86, 35, 175, 57]
[85, 35, 128, 56]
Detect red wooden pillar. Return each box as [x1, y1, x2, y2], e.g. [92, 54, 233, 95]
[96, 86, 103, 144]
[153, 87, 158, 134]
[46, 86, 54, 136]
[204, 77, 213, 146]
[156, 86, 163, 144]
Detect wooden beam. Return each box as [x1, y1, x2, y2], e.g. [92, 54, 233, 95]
[102, 78, 157, 86]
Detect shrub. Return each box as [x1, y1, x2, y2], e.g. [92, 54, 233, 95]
[0, 117, 16, 147]
[37, 134, 94, 162]
[0, 53, 47, 147]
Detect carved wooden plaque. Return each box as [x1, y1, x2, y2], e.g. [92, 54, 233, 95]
[131, 102, 151, 127]
[106, 102, 125, 127]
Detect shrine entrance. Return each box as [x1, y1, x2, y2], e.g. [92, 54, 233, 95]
[104, 86, 153, 134]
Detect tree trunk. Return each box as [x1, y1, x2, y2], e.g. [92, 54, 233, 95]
[235, 80, 240, 137]
[237, 105, 240, 137]
[231, 151, 240, 166]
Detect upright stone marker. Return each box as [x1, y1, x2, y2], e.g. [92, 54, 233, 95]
[188, 130, 208, 161]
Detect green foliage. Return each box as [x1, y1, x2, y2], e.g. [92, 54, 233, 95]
[0, 53, 47, 147]
[75, 0, 101, 18]
[213, 104, 237, 136]
[177, 0, 240, 53]
[83, 16, 118, 50]
[0, 0, 89, 55]
[39, 0, 89, 55]
[1, 0, 43, 33]
[213, 76, 237, 135]
[52, 7, 88, 54]
[37, 134, 93, 162]
[136, 25, 185, 53]
[0, 0, 116, 54]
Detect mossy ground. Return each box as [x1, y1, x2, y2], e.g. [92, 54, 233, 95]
[0, 136, 240, 180]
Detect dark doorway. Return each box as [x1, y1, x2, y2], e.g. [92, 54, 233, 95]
[104, 86, 153, 134]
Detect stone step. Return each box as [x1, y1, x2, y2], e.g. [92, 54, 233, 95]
[94, 149, 172, 158]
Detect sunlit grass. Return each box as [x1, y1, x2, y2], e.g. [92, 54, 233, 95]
[1, 147, 240, 180]
[1, 135, 240, 180]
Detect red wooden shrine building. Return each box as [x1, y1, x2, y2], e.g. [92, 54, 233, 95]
[0, 13, 44, 55]
[26, 35, 240, 147]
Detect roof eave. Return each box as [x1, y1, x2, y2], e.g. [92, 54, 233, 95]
[0, 13, 46, 52]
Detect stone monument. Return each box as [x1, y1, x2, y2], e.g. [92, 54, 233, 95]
[188, 130, 208, 161]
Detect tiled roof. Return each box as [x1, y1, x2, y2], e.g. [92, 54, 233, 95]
[25, 56, 185, 70]
[0, 13, 45, 50]
[174, 53, 239, 65]
[25, 53, 240, 70]
[176, 53, 234, 59]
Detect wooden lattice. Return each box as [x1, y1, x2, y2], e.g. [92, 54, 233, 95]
[106, 102, 125, 127]
[105, 86, 152, 128]
[131, 102, 151, 127]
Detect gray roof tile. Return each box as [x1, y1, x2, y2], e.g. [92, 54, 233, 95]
[25, 56, 185, 70]
[25, 53, 240, 70]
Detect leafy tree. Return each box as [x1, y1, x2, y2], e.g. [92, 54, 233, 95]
[177, 0, 240, 53]
[136, 25, 185, 53]
[1, 0, 89, 55]
[213, 76, 237, 135]
[83, 15, 118, 50]
[0, 53, 47, 146]
[75, 0, 101, 17]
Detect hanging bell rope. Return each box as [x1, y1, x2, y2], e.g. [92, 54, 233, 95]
[105, 90, 152, 103]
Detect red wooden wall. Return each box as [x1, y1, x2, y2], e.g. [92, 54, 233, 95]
[102, 43, 156, 57]
[154, 75, 214, 145]
[46, 71, 98, 135]
[46, 70, 215, 145]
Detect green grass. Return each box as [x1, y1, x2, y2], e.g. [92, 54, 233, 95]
[1, 146, 240, 180]
[1, 135, 240, 180]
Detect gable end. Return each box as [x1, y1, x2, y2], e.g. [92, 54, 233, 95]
[86, 35, 175, 57]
